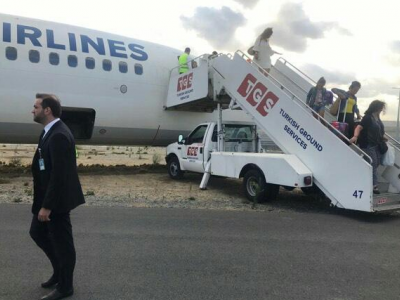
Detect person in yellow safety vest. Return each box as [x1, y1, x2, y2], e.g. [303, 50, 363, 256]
[178, 47, 191, 74]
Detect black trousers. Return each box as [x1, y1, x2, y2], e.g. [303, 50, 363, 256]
[29, 213, 76, 293]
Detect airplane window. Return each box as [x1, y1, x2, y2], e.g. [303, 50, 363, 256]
[49, 53, 59, 66]
[68, 55, 78, 67]
[5, 47, 17, 61]
[103, 59, 112, 71]
[86, 57, 95, 69]
[134, 63, 143, 75]
[29, 50, 40, 63]
[119, 62, 128, 73]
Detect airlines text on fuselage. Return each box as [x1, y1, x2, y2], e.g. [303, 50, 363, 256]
[2, 22, 148, 61]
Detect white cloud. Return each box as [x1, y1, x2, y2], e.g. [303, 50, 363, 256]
[259, 2, 352, 53]
[232, 0, 259, 9]
[300, 64, 355, 86]
[180, 6, 246, 51]
[390, 41, 400, 52]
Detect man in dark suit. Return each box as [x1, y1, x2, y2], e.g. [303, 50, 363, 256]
[30, 93, 85, 300]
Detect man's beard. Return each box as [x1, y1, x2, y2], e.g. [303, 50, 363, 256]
[33, 114, 45, 124]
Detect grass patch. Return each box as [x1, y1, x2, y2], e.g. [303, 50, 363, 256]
[152, 153, 162, 165]
[13, 197, 22, 203]
[24, 188, 33, 196]
[9, 157, 22, 167]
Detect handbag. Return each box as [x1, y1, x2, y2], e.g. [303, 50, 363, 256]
[247, 46, 255, 56]
[381, 144, 395, 166]
[378, 141, 388, 154]
[329, 97, 341, 116]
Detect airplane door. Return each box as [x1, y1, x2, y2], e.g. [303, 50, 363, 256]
[181, 125, 207, 172]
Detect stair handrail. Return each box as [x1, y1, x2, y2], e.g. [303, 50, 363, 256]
[270, 65, 309, 96]
[272, 59, 343, 127]
[234, 50, 372, 164]
[385, 133, 400, 152]
[273, 58, 343, 121]
[277, 57, 317, 86]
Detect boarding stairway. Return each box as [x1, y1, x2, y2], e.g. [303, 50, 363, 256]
[165, 52, 400, 212]
[268, 57, 400, 202]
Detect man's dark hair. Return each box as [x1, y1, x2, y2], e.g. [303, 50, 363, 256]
[349, 81, 361, 89]
[36, 93, 62, 118]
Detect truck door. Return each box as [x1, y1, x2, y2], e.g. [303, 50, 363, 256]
[182, 124, 208, 172]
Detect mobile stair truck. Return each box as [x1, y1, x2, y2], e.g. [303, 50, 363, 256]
[164, 52, 400, 212]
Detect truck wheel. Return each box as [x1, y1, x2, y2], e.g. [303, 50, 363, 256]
[167, 156, 184, 179]
[243, 169, 267, 203]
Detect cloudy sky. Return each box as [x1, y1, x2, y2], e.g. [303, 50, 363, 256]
[2, 0, 400, 120]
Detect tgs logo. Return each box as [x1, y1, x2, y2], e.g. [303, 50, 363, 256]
[177, 73, 193, 92]
[237, 74, 279, 116]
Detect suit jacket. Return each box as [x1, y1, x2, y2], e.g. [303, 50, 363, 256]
[31, 120, 85, 214]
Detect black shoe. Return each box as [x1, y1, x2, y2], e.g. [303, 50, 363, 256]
[41, 276, 59, 288]
[373, 189, 380, 195]
[40, 289, 73, 300]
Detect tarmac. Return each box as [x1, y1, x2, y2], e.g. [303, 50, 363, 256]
[1, 204, 400, 300]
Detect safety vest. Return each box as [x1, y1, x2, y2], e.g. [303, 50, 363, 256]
[178, 53, 189, 74]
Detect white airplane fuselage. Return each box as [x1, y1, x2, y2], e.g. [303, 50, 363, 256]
[0, 14, 247, 145]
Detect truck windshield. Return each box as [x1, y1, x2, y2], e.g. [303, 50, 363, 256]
[224, 125, 254, 141]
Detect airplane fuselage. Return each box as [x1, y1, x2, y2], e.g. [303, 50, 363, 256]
[0, 14, 247, 145]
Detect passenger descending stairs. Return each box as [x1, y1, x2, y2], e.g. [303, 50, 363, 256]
[268, 57, 400, 209]
[211, 52, 400, 212]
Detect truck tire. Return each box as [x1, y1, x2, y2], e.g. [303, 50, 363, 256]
[243, 169, 267, 202]
[167, 156, 184, 179]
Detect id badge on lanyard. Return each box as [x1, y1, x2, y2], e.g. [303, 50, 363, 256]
[38, 148, 45, 171]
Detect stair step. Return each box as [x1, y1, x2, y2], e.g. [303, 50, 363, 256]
[373, 192, 400, 211]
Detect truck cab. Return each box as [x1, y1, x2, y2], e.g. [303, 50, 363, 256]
[166, 121, 259, 175]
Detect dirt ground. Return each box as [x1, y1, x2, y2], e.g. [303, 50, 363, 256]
[0, 144, 252, 209]
[0, 144, 166, 167]
[0, 143, 352, 213]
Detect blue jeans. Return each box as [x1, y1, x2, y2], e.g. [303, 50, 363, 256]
[362, 145, 381, 186]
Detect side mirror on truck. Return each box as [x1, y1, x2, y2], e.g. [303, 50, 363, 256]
[178, 135, 185, 144]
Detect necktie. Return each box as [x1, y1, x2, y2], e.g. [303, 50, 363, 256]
[38, 130, 45, 145]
